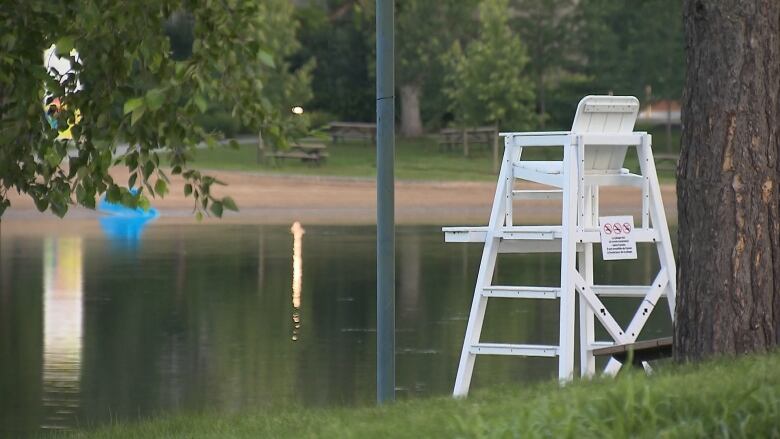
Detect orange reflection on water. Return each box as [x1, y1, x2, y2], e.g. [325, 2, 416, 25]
[42, 236, 83, 430]
[291, 222, 305, 341]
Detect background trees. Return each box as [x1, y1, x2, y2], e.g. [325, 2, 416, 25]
[293, 2, 375, 123]
[511, 0, 577, 127]
[444, 0, 536, 130]
[0, 0, 687, 217]
[289, 0, 684, 135]
[395, 0, 478, 137]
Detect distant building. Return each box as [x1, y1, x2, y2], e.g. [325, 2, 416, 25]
[638, 100, 681, 126]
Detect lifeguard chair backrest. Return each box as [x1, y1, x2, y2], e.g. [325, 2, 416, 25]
[571, 95, 639, 173]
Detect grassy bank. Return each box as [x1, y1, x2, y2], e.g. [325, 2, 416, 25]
[62, 351, 779, 438]
[190, 125, 680, 182]
[191, 137, 503, 181]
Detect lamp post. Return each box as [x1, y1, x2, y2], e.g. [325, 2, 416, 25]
[376, 0, 395, 404]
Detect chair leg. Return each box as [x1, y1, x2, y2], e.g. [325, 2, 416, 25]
[453, 237, 499, 397]
[578, 187, 596, 377]
[637, 134, 677, 320]
[453, 143, 514, 397]
[558, 144, 578, 382]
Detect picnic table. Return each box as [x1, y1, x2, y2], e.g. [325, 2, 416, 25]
[439, 126, 501, 172]
[265, 142, 329, 165]
[329, 122, 376, 145]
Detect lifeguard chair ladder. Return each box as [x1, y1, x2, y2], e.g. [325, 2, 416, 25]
[443, 96, 676, 397]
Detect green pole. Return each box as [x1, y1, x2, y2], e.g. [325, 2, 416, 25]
[376, 0, 395, 404]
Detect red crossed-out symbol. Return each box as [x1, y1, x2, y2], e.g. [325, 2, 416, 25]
[612, 223, 623, 234]
[622, 222, 632, 234]
[603, 223, 613, 235]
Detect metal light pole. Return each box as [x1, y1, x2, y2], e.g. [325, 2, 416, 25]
[376, 0, 395, 404]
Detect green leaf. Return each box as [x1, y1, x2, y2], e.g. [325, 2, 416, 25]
[184, 183, 193, 196]
[193, 94, 207, 113]
[123, 97, 144, 115]
[138, 196, 151, 211]
[121, 190, 137, 208]
[128, 173, 137, 188]
[154, 179, 168, 197]
[145, 88, 165, 111]
[209, 201, 224, 217]
[195, 211, 203, 221]
[222, 196, 238, 212]
[258, 50, 275, 68]
[82, 193, 96, 210]
[75, 184, 86, 204]
[131, 105, 146, 126]
[33, 196, 49, 212]
[142, 161, 154, 181]
[106, 185, 121, 203]
[126, 153, 139, 172]
[55, 36, 75, 55]
[44, 149, 62, 167]
[50, 201, 68, 218]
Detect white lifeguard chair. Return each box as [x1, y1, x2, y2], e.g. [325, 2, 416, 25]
[444, 95, 676, 397]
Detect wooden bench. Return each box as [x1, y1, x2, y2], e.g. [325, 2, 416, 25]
[265, 142, 329, 165]
[439, 126, 497, 152]
[439, 126, 501, 172]
[439, 126, 498, 156]
[593, 337, 673, 368]
[329, 122, 376, 145]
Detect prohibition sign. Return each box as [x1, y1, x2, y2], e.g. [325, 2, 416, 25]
[603, 223, 613, 235]
[622, 222, 632, 234]
[612, 222, 622, 234]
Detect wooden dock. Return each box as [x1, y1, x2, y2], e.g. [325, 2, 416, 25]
[593, 337, 673, 367]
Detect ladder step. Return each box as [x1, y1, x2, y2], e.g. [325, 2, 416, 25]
[482, 286, 560, 299]
[592, 285, 652, 298]
[443, 226, 563, 242]
[502, 226, 562, 240]
[512, 189, 563, 200]
[470, 343, 559, 357]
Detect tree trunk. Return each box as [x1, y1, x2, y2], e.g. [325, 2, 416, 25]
[535, 71, 546, 128]
[399, 84, 423, 138]
[665, 106, 673, 152]
[675, 0, 780, 361]
[256, 130, 265, 165]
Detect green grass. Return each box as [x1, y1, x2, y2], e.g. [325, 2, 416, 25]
[190, 125, 681, 182]
[60, 351, 780, 438]
[191, 137, 503, 182]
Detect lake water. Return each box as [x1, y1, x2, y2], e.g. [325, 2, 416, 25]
[0, 222, 672, 436]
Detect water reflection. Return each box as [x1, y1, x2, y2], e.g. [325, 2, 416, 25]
[98, 215, 155, 246]
[291, 222, 304, 341]
[0, 224, 674, 436]
[42, 237, 83, 430]
[97, 195, 158, 246]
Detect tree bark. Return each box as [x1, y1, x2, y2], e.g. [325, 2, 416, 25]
[675, 0, 780, 360]
[536, 72, 546, 128]
[399, 84, 423, 138]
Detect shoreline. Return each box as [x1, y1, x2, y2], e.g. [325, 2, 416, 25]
[3, 170, 677, 230]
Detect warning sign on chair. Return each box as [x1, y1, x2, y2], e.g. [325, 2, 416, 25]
[598, 216, 637, 260]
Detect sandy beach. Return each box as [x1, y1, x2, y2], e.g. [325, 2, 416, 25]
[2, 169, 677, 230]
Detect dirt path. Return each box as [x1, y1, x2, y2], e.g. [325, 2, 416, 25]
[3, 169, 676, 227]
